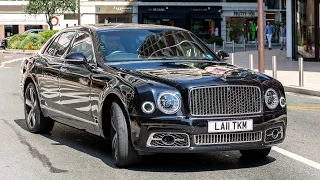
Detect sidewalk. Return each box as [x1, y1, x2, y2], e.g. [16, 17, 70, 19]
[225, 49, 320, 96]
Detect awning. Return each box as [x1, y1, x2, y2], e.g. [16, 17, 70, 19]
[143, 13, 181, 20]
[188, 13, 222, 20]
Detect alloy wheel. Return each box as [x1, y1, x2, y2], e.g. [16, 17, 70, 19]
[110, 106, 118, 163]
[25, 87, 37, 129]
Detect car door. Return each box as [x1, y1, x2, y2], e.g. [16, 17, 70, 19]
[38, 32, 74, 119]
[58, 31, 95, 130]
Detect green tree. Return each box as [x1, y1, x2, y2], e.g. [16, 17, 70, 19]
[25, 0, 77, 30]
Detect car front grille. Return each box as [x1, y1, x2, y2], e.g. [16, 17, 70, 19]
[194, 131, 262, 145]
[189, 85, 262, 116]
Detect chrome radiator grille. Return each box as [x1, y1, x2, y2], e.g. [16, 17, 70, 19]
[194, 131, 262, 145]
[189, 86, 262, 116]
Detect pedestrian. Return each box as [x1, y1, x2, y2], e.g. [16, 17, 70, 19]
[279, 22, 287, 50]
[251, 21, 257, 41]
[215, 27, 219, 37]
[208, 27, 213, 37]
[265, 21, 275, 50]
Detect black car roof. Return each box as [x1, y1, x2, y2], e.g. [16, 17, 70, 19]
[62, 23, 186, 32]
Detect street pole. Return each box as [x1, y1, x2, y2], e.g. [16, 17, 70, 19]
[78, 0, 81, 25]
[258, 0, 265, 73]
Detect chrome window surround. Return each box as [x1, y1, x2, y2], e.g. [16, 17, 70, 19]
[189, 85, 263, 116]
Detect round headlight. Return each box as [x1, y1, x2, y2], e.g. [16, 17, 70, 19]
[157, 92, 181, 114]
[265, 88, 279, 110]
[141, 101, 155, 114]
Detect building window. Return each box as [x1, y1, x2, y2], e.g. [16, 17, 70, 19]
[296, 0, 315, 58]
[64, 14, 77, 20]
[97, 14, 132, 24]
[265, 0, 280, 9]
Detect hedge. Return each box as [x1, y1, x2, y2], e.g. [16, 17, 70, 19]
[206, 36, 224, 46]
[7, 34, 27, 49]
[7, 30, 58, 50]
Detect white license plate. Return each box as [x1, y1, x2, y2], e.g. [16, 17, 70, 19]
[208, 120, 253, 133]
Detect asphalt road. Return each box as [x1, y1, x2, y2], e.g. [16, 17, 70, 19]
[0, 54, 320, 180]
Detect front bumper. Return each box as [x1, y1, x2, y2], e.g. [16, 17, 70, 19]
[131, 112, 287, 153]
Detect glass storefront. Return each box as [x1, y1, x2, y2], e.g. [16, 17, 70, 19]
[95, 5, 133, 24]
[4, 25, 18, 37]
[295, 0, 317, 59]
[97, 14, 132, 24]
[138, 6, 222, 41]
[226, 17, 257, 43]
[189, 19, 220, 39]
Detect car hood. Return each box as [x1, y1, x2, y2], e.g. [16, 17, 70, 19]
[106, 60, 272, 89]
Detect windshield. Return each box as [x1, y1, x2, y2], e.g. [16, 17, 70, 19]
[97, 29, 218, 62]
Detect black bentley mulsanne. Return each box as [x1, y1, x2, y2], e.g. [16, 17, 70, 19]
[20, 24, 287, 167]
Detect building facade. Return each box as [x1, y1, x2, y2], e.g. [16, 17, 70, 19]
[0, 1, 48, 41]
[1, 0, 297, 60]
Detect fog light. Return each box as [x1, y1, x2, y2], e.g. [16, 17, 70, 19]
[271, 129, 280, 139]
[141, 101, 155, 114]
[161, 135, 175, 145]
[265, 126, 284, 143]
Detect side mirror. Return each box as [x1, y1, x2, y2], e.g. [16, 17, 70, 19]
[65, 52, 87, 64]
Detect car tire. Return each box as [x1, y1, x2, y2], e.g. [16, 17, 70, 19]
[240, 147, 271, 159]
[110, 101, 141, 167]
[24, 83, 54, 133]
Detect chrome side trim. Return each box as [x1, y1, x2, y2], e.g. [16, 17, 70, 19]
[41, 105, 97, 125]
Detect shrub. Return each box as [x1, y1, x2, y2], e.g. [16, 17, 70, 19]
[8, 34, 27, 49]
[7, 30, 57, 50]
[207, 36, 224, 46]
[19, 34, 44, 50]
[23, 42, 34, 50]
[11, 40, 21, 49]
[39, 30, 58, 42]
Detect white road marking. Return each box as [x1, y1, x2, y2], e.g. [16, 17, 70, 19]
[0, 58, 25, 68]
[272, 146, 320, 170]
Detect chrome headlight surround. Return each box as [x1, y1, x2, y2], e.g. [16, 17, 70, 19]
[141, 101, 155, 114]
[264, 88, 279, 110]
[157, 92, 181, 114]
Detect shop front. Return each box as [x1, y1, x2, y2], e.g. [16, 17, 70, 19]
[292, 0, 320, 61]
[95, 5, 133, 24]
[138, 6, 222, 40]
[0, 4, 47, 41]
[224, 10, 258, 43]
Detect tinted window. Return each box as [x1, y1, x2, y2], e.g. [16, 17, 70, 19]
[55, 32, 75, 57]
[97, 29, 217, 62]
[45, 35, 60, 56]
[70, 32, 94, 62]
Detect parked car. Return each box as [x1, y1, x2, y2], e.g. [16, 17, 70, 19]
[1, 29, 44, 49]
[19, 24, 287, 167]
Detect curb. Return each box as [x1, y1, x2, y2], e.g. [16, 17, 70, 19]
[1, 50, 36, 55]
[284, 85, 320, 97]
